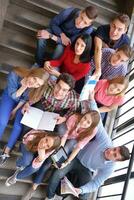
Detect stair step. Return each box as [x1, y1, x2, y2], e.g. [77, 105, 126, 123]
[0, 53, 33, 75]
[71, 0, 118, 14]
[5, 3, 50, 34]
[0, 179, 46, 199]
[0, 194, 42, 200]
[0, 27, 35, 53]
[10, 0, 57, 18]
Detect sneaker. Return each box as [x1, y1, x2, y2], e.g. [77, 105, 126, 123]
[5, 167, 23, 186]
[21, 187, 35, 200]
[0, 153, 10, 166]
[45, 194, 62, 200]
[45, 198, 54, 200]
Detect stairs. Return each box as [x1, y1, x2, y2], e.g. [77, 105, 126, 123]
[0, 0, 119, 199]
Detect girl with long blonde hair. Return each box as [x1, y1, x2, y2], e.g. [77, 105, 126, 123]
[0, 66, 49, 165]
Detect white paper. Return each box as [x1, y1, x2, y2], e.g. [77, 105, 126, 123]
[21, 107, 43, 129]
[61, 176, 79, 197]
[38, 111, 59, 131]
[21, 107, 59, 131]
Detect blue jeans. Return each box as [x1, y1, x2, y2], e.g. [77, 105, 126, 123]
[46, 158, 92, 200]
[32, 139, 77, 184]
[35, 29, 64, 67]
[0, 90, 23, 149]
[16, 144, 35, 169]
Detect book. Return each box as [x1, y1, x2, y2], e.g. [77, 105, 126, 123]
[51, 147, 68, 168]
[61, 176, 79, 197]
[79, 76, 97, 101]
[21, 106, 59, 131]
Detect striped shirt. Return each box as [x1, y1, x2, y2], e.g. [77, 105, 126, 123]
[90, 48, 128, 79]
[41, 81, 80, 118]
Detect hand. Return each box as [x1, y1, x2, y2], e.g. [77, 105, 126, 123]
[37, 30, 50, 39]
[56, 116, 66, 124]
[60, 33, 71, 46]
[38, 148, 46, 161]
[74, 188, 82, 196]
[10, 109, 17, 120]
[60, 160, 69, 169]
[92, 69, 101, 80]
[22, 102, 30, 114]
[44, 61, 53, 73]
[21, 78, 28, 88]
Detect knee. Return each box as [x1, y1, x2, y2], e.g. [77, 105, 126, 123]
[37, 38, 46, 47]
[0, 118, 8, 128]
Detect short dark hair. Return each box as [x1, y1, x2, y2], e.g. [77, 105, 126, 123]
[117, 44, 133, 59]
[84, 6, 98, 20]
[56, 73, 75, 90]
[113, 14, 130, 28]
[71, 34, 92, 62]
[120, 145, 130, 161]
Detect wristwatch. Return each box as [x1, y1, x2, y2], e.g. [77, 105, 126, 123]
[49, 33, 53, 39]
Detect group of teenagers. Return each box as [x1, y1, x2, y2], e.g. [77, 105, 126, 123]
[0, 5, 132, 200]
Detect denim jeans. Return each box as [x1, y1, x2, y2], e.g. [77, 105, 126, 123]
[0, 89, 23, 149]
[46, 158, 92, 200]
[35, 29, 64, 67]
[16, 144, 35, 169]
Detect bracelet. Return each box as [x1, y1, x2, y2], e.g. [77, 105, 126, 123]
[49, 33, 53, 39]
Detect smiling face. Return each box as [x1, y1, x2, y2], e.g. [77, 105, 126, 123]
[107, 83, 125, 95]
[79, 113, 92, 129]
[75, 38, 86, 56]
[25, 77, 44, 88]
[109, 19, 127, 41]
[38, 136, 54, 150]
[104, 147, 122, 161]
[110, 50, 129, 66]
[53, 80, 70, 100]
[75, 11, 93, 29]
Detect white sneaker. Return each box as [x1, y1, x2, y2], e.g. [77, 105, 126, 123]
[45, 197, 54, 200]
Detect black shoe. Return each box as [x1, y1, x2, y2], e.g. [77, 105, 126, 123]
[0, 153, 10, 166]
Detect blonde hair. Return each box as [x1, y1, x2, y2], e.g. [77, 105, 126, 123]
[108, 76, 129, 96]
[13, 67, 49, 103]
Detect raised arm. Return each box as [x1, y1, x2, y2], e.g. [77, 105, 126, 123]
[93, 36, 102, 79]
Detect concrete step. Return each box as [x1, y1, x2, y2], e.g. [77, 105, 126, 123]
[0, 179, 46, 199]
[71, 0, 118, 14]
[0, 27, 35, 55]
[5, 3, 50, 35]
[10, 0, 57, 18]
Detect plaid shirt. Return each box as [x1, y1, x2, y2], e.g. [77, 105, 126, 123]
[41, 81, 80, 118]
[90, 48, 128, 79]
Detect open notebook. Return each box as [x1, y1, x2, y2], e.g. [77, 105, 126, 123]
[21, 106, 59, 131]
[61, 176, 79, 197]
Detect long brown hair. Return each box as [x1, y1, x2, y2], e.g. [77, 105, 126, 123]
[108, 76, 129, 96]
[13, 67, 49, 103]
[26, 131, 61, 153]
[69, 111, 100, 142]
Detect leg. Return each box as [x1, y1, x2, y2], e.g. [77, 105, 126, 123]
[16, 143, 34, 168]
[34, 158, 52, 184]
[0, 90, 16, 139]
[6, 109, 23, 150]
[17, 163, 39, 179]
[64, 139, 77, 155]
[55, 122, 67, 137]
[35, 38, 47, 67]
[70, 161, 93, 200]
[52, 43, 64, 59]
[46, 159, 77, 199]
